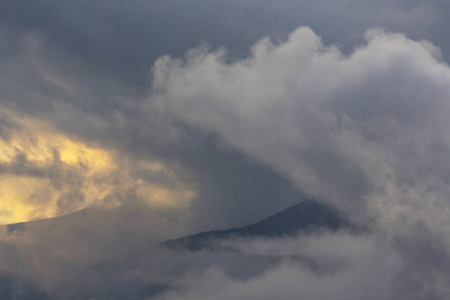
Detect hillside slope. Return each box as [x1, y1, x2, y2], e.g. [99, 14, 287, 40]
[162, 200, 352, 251]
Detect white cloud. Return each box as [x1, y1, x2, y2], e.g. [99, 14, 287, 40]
[157, 234, 400, 300]
[150, 27, 450, 298]
[150, 26, 450, 233]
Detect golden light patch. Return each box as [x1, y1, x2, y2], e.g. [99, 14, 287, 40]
[0, 175, 65, 224]
[0, 121, 115, 223]
[0, 113, 114, 172]
[0, 110, 195, 224]
[0, 176, 45, 224]
[136, 183, 195, 208]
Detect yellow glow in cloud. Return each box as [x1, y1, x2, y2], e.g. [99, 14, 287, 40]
[0, 114, 113, 172]
[0, 113, 115, 224]
[137, 183, 194, 208]
[0, 110, 195, 225]
[0, 176, 52, 224]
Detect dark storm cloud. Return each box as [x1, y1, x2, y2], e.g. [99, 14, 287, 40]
[2, 0, 450, 299]
[2, 0, 450, 89]
[179, 140, 304, 231]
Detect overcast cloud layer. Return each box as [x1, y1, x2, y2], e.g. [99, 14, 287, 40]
[2, 0, 450, 299]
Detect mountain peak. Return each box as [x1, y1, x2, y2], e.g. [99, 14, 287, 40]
[161, 200, 352, 251]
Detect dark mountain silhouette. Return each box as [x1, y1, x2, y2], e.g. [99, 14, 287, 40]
[161, 200, 353, 251]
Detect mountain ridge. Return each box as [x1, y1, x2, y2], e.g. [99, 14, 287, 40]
[161, 200, 352, 251]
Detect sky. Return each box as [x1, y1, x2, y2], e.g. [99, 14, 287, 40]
[2, 0, 450, 299]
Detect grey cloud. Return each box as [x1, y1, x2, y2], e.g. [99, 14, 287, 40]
[150, 26, 450, 219]
[0, 28, 304, 230]
[0, 203, 177, 300]
[0, 272, 51, 300]
[3, 219, 401, 300]
[2, 0, 450, 230]
[149, 27, 450, 298]
[1, 0, 450, 90]
[2, 1, 450, 299]
[156, 233, 400, 300]
[0, 114, 20, 141]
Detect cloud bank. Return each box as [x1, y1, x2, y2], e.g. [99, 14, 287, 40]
[152, 26, 450, 231]
[156, 234, 400, 300]
[149, 27, 450, 299]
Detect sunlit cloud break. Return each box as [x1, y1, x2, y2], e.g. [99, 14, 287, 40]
[0, 110, 195, 224]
